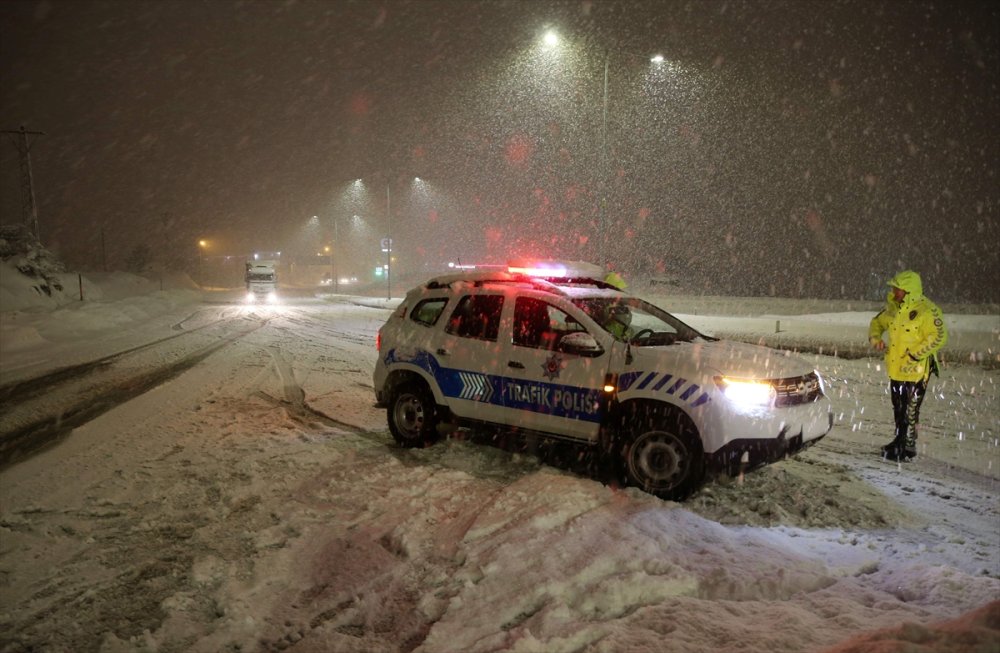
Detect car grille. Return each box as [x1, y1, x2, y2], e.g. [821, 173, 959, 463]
[773, 372, 823, 407]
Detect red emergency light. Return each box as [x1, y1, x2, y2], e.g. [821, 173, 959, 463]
[507, 259, 605, 280]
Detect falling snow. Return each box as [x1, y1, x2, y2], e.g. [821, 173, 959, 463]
[1, 255, 997, 652]
[1, 1, 997, 302]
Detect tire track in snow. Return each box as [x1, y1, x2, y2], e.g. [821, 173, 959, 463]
[0, 310, 255, 407]
[254, 346, 369, 434]
[0, 318, 268, 468]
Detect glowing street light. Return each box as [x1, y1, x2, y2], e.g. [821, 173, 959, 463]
[197, 239, 208, 286]
[323, 243, 335, 291]
[349, 176, 423, 300]
[538, 29, 670, 268]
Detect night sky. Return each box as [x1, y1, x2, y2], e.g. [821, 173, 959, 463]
[2, 0, 997, 302]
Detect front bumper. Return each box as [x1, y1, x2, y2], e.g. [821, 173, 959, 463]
[706, 410, 834, 475]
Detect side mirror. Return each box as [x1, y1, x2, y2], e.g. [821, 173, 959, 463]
[558, 332, 603, 357]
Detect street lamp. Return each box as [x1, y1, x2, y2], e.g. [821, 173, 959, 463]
[332, 217, 339, 293]
[348, 177, 423, 301]
[385, 176, 427, 300]
[385, 182, 391, 301]
[323, 244, 335, 291]
[600, 50, 669, 268]
[313, 213, 339, 293]
[197, 239, 207, 286]
[539, 30, 668, 268]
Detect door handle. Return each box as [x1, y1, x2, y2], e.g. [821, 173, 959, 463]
[436, 348, 449, 356]
[508, 361, 525, 369]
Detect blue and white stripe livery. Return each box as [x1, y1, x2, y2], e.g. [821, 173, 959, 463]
[618, 371, 712, 408]
[385, 348, 602, 422]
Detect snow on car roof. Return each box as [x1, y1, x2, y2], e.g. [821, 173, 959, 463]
[556, 285, 625, 299]
[422, 270, 563, 292]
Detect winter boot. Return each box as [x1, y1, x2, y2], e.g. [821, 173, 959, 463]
[881, 438, 901, 459]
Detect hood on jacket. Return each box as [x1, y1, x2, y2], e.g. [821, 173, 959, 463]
[887, 270, 923, 300]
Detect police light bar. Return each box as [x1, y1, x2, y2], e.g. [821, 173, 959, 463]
[448, 262, 507, 271]
[507, 260, 605, 280]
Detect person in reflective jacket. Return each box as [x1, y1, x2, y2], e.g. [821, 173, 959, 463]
[602, 303, 634, 341]
[868, 270, 948, 461]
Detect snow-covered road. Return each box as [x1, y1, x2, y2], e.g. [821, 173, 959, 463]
[1, 291, 997, 652]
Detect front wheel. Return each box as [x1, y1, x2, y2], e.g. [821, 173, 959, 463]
[387, 382, 440, 448]
[620, 406, 704, 500]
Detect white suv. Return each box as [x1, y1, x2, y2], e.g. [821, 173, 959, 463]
[373, 262, 833, 500]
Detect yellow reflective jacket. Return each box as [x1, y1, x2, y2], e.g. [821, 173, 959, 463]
[868, 270, 948, 382]
[604, 271, 627, 290]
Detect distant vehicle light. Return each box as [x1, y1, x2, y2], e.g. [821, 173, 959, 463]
[266, 292, 278, 304]
[245, 292, 256, 304]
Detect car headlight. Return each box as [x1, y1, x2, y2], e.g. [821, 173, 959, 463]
[814, 370, 826, 396]
[715, 375, 775, 407]
[246, 292, 256, 304]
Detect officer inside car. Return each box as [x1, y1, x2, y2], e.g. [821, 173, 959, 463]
[602, 303, 634, 342]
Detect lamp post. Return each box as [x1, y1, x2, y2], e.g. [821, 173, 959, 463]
[323, 245, 335, 292]
[385, 182, 391, 301]
[319, 212, 339, 293]
[600, 49, 667, 269]
[332, 216, 339, 293]
[540, 30, 666, 269]
[600, 52, 609, 267]
[197, 239, 207, 287]
[345, 176, 423, 301]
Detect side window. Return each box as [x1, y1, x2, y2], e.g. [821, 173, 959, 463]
[410, 298, 448, 326]
[513, 297, 578, 350]
[445, 295, 504, 341]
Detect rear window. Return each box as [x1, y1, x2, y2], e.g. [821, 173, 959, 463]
[445, 295, 504, 341]
[410, 298, 449, 326]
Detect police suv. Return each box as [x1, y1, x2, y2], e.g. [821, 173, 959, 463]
[373, 261, 833, 500]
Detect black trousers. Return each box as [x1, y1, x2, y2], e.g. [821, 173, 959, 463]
[890, 379, 928, 450]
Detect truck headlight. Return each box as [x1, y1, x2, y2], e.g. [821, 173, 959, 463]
[715, 375, 775, 407]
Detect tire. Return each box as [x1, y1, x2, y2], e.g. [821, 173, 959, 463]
[387, 381, 440, 448]
[620, 405, 705, 500]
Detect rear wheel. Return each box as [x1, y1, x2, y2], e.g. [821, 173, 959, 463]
[620, 405, 704, 500]
[387, 381, 440, 448]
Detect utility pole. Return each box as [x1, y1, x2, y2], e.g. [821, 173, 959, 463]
[332, 216, 339, 293]
[2, 126, 45, 242]
[386, 182, 391, 301]
[599, 53, 609, 269]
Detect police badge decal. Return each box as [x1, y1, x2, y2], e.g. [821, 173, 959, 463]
[541, 353, 565, 381]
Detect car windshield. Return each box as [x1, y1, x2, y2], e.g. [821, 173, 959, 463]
[571, 296, 708, 345]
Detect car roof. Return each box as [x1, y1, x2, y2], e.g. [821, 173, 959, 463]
[419, 270, 624, 298]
